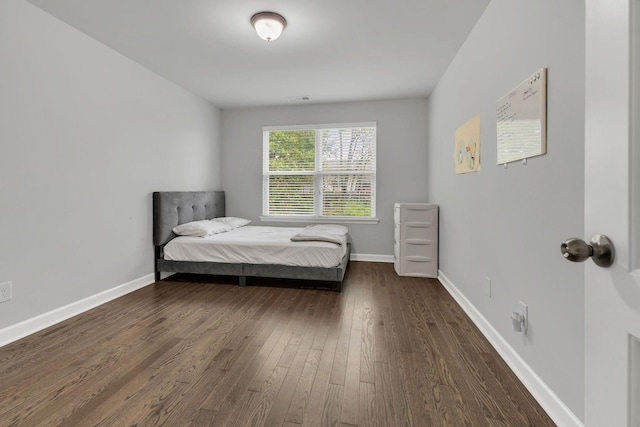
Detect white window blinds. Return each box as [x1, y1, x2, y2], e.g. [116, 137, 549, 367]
[263, 123, 376, 219]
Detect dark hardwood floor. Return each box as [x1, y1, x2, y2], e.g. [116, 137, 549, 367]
[0, 262, 555, 426]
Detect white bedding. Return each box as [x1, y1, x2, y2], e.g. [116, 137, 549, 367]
[163, 226, 348, 268]
[290, 224, 348, 245]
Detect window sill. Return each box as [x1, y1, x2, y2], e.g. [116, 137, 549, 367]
[259, 216, 379, 225]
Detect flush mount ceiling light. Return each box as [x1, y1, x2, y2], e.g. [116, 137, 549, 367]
[251, 12, 287, 42]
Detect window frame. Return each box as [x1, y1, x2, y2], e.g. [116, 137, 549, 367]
[261, 122, 378, 224]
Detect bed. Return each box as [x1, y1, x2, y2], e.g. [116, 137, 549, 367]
[153, 191, 350, 292]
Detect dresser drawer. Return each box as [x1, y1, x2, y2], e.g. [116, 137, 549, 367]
[399, 240, 437, 258]
[396, 206, 437, 223]
[400, 222, 437, 240]
[397, 257, 437, 278]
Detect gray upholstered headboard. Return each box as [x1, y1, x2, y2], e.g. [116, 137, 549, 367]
[153, 191, 225, 246]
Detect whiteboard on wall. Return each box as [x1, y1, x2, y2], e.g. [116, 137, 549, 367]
[496, 68, 547, 164]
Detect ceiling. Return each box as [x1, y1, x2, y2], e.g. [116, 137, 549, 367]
[25, 0, 490, 109]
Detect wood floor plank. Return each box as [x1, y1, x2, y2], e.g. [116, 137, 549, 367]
[399, 277, 491, 426]
[381, 267, 413, 354]
[198, 340, 263, 412]
[198, 308, 293, 421]
[153, 326, 282, 427]
[398, 348, 440, 426]
[420, 279, 492, 355]
[402, 282, 460, 387]
[437, 384, 478, 426]
[262, 342, 313, 426]
[36, 338, 182, 426]
[359, 381, 376, 427]
[300, 318, 341, 426]
[328, 291, 356, 386]
[284, 291, 318, 347]
[189, 408, 216, 427]
[322, 383, 344, 427]
[395, 278, 447, 423]
[371, 271, 390, 365]
[453, 351, 527, 426]
[339, 278, 364, 425]
[479, 351, 557, 427]
[156, 290, 270, 384]
[373, 361, 396, 427]
[146, 284, 264, 373]
[381, 307, 416, 426]
[3, 332, 181, 425]
[79, 334, 235, 426]
[372, 312, 389, 364]
[232, 366, 287, 427]
[360, 265, 376, 383]
[283, 347, 322, 423]
[247, 327, 291, 391]
[0, 282, 204, 385]
[0, 265, 556, 427]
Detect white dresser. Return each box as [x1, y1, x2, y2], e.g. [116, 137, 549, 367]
[394, 203, 439, 277]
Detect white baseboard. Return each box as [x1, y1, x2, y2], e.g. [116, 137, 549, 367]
[0, 274, 154, 347]
[351, 253, 395, 263]
[437, 271, 583, 427]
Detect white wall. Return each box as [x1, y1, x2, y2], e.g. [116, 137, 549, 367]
[426, 0, 585, 421]
[0, 0, 222, 329]
[221, 98, 428, 256]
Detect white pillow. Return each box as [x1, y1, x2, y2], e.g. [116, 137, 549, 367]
[212, 216, 251, 228]
[172, 220, 233, 237]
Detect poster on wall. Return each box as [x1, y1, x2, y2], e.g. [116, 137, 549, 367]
[454, 115, 481, 174]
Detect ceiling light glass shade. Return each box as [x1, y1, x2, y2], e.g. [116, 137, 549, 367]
[251, 12, 287, 42]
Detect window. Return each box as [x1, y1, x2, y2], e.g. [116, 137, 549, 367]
[262, 122, 376, 221]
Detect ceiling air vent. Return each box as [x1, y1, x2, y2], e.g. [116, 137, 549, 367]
[285, 96, 310, 102]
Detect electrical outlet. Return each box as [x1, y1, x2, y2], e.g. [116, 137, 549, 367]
[0, 281, 12, 303]
[519, 301, 528, 333]
[485, 277, 492, 298]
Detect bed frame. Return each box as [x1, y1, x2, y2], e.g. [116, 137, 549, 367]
[153, 191, 350, 292]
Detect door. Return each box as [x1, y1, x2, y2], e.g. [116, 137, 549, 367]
[585, 0, 640, 426]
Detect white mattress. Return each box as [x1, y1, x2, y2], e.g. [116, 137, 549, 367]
[163, 226, 347, 268]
